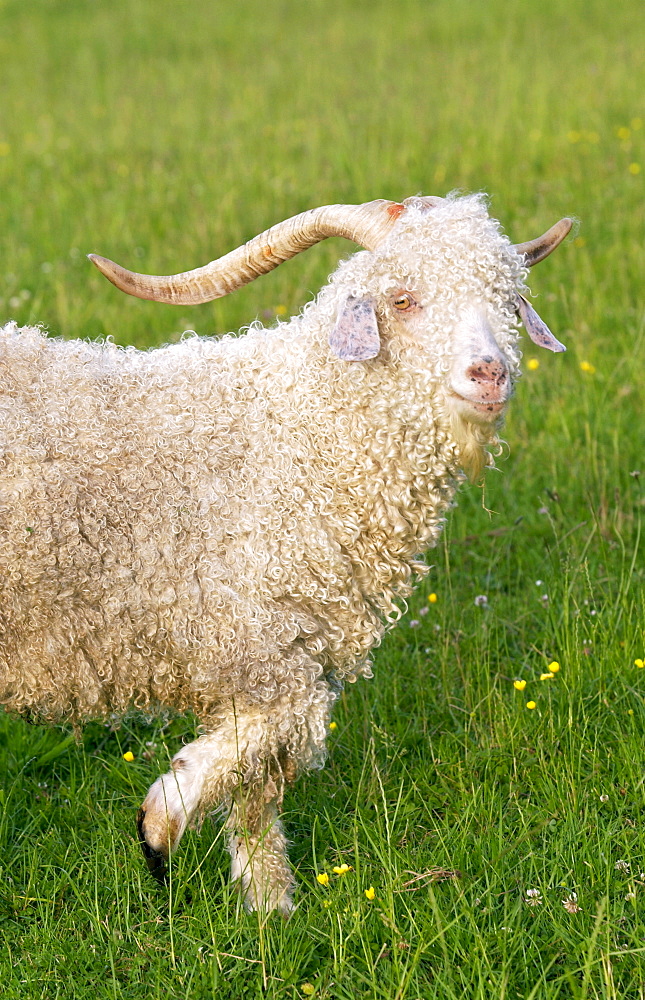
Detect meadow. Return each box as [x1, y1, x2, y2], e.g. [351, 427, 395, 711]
[0, 0, 644, 996]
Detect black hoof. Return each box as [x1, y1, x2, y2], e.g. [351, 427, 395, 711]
[136, 807, 168, 883]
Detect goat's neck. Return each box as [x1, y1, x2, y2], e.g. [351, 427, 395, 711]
[304, 357, 468, 609]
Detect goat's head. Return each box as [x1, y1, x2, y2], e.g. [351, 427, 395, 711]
[323, 195, 570, 429]
[89, 194, 571, 433]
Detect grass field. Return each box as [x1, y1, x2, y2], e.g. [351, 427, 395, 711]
[1, 0, 644, 996]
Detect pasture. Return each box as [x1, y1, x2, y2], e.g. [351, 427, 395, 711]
[0, 0, 643, 996]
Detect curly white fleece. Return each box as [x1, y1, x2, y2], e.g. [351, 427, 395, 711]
[0, 193, 524, 767]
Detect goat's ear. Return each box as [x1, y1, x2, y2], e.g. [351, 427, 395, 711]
[516, 294, 566, 353]
[329, 295, 380, 361]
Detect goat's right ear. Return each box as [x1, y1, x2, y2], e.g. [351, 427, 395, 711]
[329, 295, 380, 361]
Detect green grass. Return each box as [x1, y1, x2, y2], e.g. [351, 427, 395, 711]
[1, 0, 644, 996]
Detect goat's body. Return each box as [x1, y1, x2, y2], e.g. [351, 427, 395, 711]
[0, 318, 461, 726]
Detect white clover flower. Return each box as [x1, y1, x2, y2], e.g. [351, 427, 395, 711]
[562, 892, 581, 913]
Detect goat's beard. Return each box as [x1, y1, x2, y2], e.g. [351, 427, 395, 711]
[450, 409, 505, 482]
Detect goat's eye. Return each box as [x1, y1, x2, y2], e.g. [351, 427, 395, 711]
[392, 293, 414, 311]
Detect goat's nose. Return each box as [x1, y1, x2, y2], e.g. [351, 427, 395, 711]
[466, 357, 508, 390]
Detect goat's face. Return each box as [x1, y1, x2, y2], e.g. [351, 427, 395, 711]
[378, 285, 518, 426]
[329, 194, 567, 433]
[330, 212, 523, 426]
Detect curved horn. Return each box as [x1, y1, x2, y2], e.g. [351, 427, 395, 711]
[514, 218, 573, 266]
[88, 200, 406, 305]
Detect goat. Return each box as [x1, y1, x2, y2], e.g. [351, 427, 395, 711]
[0, 193, 571, 912]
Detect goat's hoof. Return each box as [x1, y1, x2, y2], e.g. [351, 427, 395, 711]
[136, 807, 168, 883]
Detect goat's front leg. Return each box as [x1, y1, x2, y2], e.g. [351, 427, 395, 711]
[136, 730, 229, 880]
[137, 728, 297, 913]
[225, 757, 297, 915]
[136, 673, 333, 908]
[137, 708, 276, 877]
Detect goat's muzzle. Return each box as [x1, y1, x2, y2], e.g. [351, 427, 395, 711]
[448, 389, 509, 422]
[449, 311, 512, 421]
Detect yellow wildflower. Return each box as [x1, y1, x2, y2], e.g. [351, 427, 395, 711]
[635, 659, 644, 669]
[123, 751, 134, 762]
[365, 886, 375, 900]
[629, 163, 641, 175]
[526, 701, 536, 710]
[574, 236, 586, 248]
[580, 361, 596, 374]
[302, 984, 315, 996]
[333, 863, 353, 876]
[322, 899, 332, 908]
[548, 661, 560, 673]
[617, 126, 631, 140]
[329, 721, 337, 731]
[0, 142, 10, 157]
[275, 304, 287, 316]
[514, 679, 527, 691]
[540, 672, 555, 680]
[628, 709, 634, 715]
[316, 872, 330, 886]
[428, 593, 438, 603]
[527, 358, 540, 371]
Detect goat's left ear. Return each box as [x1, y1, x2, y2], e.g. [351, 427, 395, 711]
[329, 295, 380, 361]
[516, 294, 567, 353]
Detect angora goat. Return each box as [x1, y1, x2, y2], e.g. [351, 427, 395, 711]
[0, 193, 571, 913]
